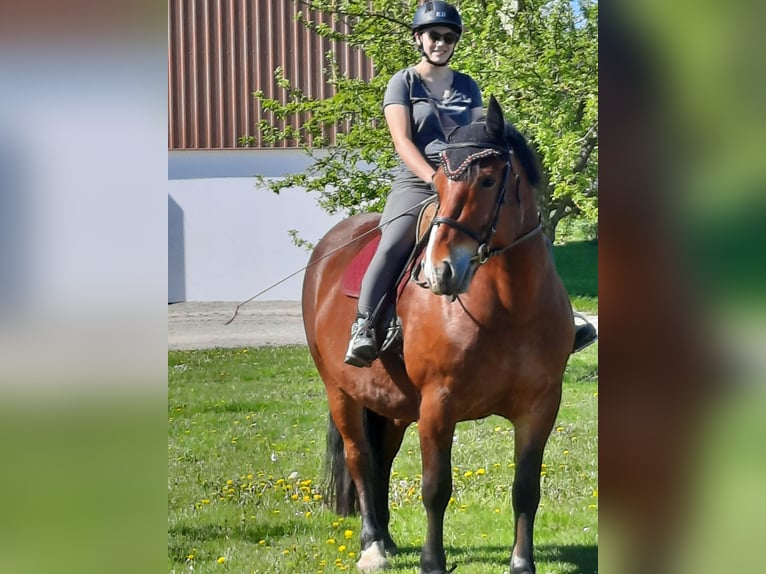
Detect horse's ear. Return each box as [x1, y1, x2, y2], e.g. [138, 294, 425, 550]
[486, 95, 505, 141]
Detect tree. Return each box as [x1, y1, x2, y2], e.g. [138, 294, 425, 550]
[241, 0, 598, 243]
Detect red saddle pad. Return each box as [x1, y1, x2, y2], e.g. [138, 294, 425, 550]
[341, 235, 381, 298]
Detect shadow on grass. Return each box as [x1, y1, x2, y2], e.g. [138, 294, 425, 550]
[553, 240, 598, 299]
[168, 520, 303, 562]
[390, 543, 597, 573]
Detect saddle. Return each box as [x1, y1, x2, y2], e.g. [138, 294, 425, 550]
[341, 198, 439, 299]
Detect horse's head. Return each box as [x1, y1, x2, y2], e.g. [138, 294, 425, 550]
[423, 95, 542, 296]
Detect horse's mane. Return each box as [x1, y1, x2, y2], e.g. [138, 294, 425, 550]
[504, 123, 541, 188]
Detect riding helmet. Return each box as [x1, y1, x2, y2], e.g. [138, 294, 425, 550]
[411, 1, 463, 35]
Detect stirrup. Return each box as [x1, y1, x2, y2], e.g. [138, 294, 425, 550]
[344, 316, 378, 368]
[380, 316, 403, 354]
[572, 312, 597, 353]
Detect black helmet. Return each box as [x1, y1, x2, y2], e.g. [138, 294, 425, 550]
[411, 1, 462, 35]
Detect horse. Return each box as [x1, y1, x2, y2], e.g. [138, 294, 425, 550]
[301, 96, 575, 574]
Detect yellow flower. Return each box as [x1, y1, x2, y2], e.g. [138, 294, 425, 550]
[348, 551, 356, 558]
[327, 538, 336, 545]
[305, 511, 312, 518]
[338, 545, 347, 553]
[282, 550, 290, 555]
[313, 494, 323, 500]
[463, 471, 473, 478]
[331, 521, 339, 528]
[343, 529, 353, 539]
[476, 468, 486, 476]
[226, 479, 233, 485]
[258, 539, 266, 545]
[217, 556, 226, 564]
[186, 553, 195, 560]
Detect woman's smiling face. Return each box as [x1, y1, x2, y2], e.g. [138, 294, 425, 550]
[417, 26, 459, 64]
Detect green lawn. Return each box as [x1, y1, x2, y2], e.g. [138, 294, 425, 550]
[168, 345, 598, 574]
[554, 240, 598, 314]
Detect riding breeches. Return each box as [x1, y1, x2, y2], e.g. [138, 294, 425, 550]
[357, 171, 435, 319]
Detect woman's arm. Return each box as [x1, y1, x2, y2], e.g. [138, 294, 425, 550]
[384, 104, 436, 183]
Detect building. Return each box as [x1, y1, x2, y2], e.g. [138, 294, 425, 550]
[168, 0, 374, 302]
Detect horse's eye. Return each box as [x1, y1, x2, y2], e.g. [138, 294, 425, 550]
[480, 177, 496, 188]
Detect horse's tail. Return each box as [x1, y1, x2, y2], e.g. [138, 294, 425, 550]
[324, 407, 387, 516]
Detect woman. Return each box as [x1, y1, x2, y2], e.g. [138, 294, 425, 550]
[344, 1, 481, 367]
[345, 1, 597, 366]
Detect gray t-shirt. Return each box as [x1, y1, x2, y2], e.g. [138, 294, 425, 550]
[383, 67, 483, 165]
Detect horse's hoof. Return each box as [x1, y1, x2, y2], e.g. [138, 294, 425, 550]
[356, 540, 387, 572]
[419, 565, 457, 574]
[510, 555, 535, 574]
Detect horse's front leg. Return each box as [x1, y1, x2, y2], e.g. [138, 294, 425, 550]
[417, 395, 456, 574]
[509, 398, 560, 574]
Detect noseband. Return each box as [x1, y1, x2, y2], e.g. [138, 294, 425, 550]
[429, 142, 542, 265]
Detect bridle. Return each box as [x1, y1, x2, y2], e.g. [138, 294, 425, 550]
[428, 142, 542, 266]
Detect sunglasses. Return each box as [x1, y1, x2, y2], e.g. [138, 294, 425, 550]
[424, 30, 459, 45]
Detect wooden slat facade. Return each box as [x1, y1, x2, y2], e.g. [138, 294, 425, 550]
[168, 0, 375, 149]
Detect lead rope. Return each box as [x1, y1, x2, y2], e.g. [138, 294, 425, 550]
[224, 196, 435, 326]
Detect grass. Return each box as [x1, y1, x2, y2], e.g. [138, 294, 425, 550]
[168, 345, 598, 574]
[554, 240, 598, 314]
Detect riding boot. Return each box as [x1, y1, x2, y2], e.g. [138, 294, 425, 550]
[572, 312, 598, 353]
[344, 314, 378, 368]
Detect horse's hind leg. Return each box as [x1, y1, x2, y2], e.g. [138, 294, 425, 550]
[365, 409, 408, 553]
[509, 396, 561, 574]
[327, 391, 389, 571]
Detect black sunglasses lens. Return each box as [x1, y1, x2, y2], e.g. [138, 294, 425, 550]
[427, 31, 458, 44]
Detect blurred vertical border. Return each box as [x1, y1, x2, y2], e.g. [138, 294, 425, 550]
[600, 1, 766, 573]
[0, 2, 167, 574]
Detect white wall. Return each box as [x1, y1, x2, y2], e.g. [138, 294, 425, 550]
[168, 150, 344, 302]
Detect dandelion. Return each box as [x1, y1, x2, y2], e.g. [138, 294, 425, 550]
[305, 511, 312, 518]
[226, 479, 233, 485]
[463, 471, 473, 478]
[494, 508, 501, 513]
[331, 521, 339, 528]
[282, 550, 290, 555]
[217, 556, 226, 564]
[327, 538, 336, 545]
[343, 529, 353, 539]
[592, 488, 598, 498]
[187, 553, 195, 560]
[338, 545, 347, 553]
[258, 540, 266, 545]
[313, 494, 323, 501]
[476, 468, 486, 476]
[201, 499, 211, 505]
[348, 552, 356, 558]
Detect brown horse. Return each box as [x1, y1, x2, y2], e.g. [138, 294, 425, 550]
[302, 96, 574, 574]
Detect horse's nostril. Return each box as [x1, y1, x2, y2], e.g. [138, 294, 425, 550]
[440, 261, 453, 283]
